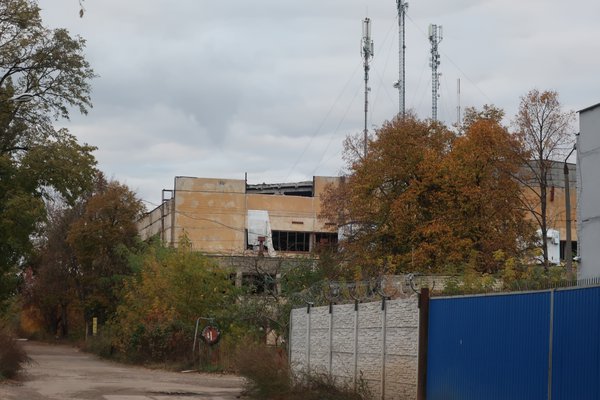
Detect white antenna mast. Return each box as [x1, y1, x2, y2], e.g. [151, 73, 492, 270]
[393, 0, 408, 118]
[457, 78, 461, 127]
[429, 24, 442, 121]
[361, 17, 374, 157]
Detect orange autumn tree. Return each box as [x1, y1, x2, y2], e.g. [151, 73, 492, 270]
[321, 114, 454, 277]
[434, 109, 536, 273]
[321, 110, 535, 278]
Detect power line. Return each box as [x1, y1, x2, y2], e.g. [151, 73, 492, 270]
[284, 60, 362, 181]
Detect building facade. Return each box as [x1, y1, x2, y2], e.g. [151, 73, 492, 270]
[138, 176, 339, 256]
[577, 102, 600, 278]
[520, 161, 578, 263]
[138, 168, 578, 268]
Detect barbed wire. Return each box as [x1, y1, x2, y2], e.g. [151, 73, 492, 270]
[235, 254, 600, 308]
[246, 273, 600, 307]
[250, 274, 435, 307]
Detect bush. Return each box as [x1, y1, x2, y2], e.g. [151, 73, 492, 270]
[236, 341, 291, 399]
[81, 329, 115, 360]
[236, 341, 371, 400]
[110, 242, 237, 365]
[292, 372, 371, 400]
[0, 330, 29, 380]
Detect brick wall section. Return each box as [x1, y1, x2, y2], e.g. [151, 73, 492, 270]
[290, 297, 419, 400]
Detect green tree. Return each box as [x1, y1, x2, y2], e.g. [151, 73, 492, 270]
[111, 240, 236, 362]
[24, 177, 143, 338]
[66, 176, 144, 331]
[27, 204, 81, 337]
[0, 0, 96, 307]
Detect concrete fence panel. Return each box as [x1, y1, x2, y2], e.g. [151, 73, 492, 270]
[290, 297, 419, 400]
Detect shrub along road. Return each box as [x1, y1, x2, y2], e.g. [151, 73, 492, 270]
[0, 342, 244, 400]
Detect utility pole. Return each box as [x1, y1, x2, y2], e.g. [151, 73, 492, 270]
[394, 0, 408, 118]
[361, 17, 374, 158]
[564, 144, 577, 277]
[428, 24, 442, 121]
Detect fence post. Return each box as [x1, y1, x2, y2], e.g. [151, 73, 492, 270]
[548, 289, 555, 400]
[288, 310, 293, 363]
[417, 288, 430, 400]
[329, 302, 334, 375]
[306, 302, 312, 373]
[381, 297, 388, 400]
[353, 300, 359, 390]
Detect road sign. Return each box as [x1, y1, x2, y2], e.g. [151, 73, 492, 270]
[201, 325, 220, 346]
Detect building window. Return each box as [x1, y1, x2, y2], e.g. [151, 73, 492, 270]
[559, 240, 577, 261]
[315, 232, 338, 250]
[272, 231, 310, 252]
[242, 273, 276, 294]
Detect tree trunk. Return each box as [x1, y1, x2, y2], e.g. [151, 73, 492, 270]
[540, 161, 549, 271]
[60, 302, 69, 337]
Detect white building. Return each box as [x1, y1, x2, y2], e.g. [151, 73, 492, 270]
[577, 102, 600, 279]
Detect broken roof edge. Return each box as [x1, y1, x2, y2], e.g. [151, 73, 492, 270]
[246, 180, 314, 189]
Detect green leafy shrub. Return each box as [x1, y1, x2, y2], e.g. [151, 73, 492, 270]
[110, 240, 236, 364]
[82, 328, 115, 359]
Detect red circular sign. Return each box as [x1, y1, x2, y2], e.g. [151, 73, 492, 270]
[201, 325, 221, 346]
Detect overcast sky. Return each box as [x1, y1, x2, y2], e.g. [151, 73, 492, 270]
[37, 0, 600, 208]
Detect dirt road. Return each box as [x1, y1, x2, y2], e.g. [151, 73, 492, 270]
[0, 342, 244, 400]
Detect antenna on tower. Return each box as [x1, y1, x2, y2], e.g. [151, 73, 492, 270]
[361, 17, 374, 158]
[456, 78, 461, 128]
[429, 24, 442, 121]
[393, 0, 408, 118]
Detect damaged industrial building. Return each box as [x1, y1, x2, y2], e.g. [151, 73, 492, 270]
[137, 175, 340, 291]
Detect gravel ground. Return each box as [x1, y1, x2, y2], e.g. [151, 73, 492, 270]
[0, 341, 244, 400]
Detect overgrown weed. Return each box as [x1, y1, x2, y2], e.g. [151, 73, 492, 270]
[236, 341, 371, 400]
[0, 330, 30, 380]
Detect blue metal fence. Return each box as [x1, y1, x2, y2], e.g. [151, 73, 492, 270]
[426, 286, 600, 400]
[551, 287, 600, 399]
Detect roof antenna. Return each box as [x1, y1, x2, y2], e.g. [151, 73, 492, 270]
[361, 17, 374, 158]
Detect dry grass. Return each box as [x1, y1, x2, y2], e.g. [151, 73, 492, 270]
[0, 330, 30, 380]
[235, 341, 371, 400]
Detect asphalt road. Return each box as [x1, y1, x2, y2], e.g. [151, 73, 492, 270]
[0, 342, 244, 400]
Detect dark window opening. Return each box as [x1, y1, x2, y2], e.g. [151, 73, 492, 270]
[246, 229, 268, 252]
[272, 231, 310, 252]
[315, 232, 338, 251]
[246, 181, 314, 197]
[242, 273, 276, 294]
[559, 240, 577, 261]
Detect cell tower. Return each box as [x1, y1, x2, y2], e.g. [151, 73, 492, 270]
[429, 24, 442, 121]
[361, 17, 374, 157]
[394, 0, 408, 118]
[457, 78, 461, 127]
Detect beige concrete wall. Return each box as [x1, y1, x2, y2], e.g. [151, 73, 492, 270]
[247, 195, 318, 232]
[138, 176, 340, 254]
[137, 199, 174, 243]
[522, 186, 578, 241]
[173, 177, 246, 253]
[290, 298, 419, 400]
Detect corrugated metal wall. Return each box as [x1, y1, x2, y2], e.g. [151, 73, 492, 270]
[551, 286, 600, 399]
[426, 286, 600, 400]
[427, 292, 551, 400]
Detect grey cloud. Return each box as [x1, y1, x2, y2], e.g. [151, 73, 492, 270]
[37, 0, 600, 205]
